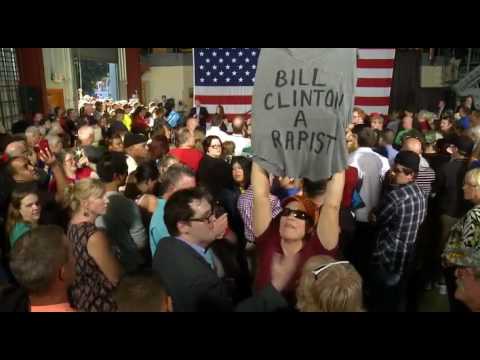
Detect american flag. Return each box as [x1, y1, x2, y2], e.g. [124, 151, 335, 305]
[193, 48, 396, 118]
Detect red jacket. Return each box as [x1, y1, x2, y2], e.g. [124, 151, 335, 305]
[134, 116, 149, 130]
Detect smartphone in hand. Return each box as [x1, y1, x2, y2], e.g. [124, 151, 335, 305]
[34, 139, 50, 154]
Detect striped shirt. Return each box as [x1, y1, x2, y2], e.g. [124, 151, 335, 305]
[237, 186, 282, 243]
[416, 156, 436, 198]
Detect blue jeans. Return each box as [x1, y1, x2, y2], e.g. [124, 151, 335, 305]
[365, 262, 411, 312]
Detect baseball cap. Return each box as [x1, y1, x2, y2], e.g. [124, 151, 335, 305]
[395, 150, 420, 173]
[448, 135, 474, 156]
[123, 133, 147, 148]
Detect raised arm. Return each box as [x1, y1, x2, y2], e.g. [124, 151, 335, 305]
[317, 170, 345, 251]
[252, 161, 273, 238]
[39, 148, 68, 204]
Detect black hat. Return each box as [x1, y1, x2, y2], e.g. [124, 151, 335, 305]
[449, 135, 474, 157]
[395, 150, 420, 173]
[123, 133, 147, 148]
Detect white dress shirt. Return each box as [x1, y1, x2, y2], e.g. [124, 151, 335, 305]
[126, 155, 138, 175]
[229, 134, 251, 156]
[348, 147, 390, 223]
[206, 126, 231, 144]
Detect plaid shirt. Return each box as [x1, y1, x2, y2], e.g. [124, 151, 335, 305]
[237, 186, 282, 242]
[372, 181, 427, 280]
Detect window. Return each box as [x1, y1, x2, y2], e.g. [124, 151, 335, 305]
[0, 48, 21, 130]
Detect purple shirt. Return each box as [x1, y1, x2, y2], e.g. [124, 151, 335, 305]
[237, 186, 282, 242]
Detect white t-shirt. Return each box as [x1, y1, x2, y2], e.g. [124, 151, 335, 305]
[206, 126, 231, 144]
[126, 155, 138, 175]
[348, 147, 390, 223]
[229, 134, 251, 156]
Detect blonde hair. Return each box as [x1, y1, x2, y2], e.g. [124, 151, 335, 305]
[222, 141, 236, 157]
[65, 179, 105, 213]
[468, 126, 480, 146]
[465, 168, 480, 188]
[296, 255, 364, 312]
[158, 155, 179, 179]
[194, 129, 205, 152]
[176, 127, 192, 147]
[353, 107, 367, 121]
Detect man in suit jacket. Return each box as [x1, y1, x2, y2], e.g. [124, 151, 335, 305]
[189, 99, 209, 132]
[152, 187, 292, 312]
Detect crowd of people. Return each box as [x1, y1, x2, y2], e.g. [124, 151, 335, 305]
[0, 92, 479, 312]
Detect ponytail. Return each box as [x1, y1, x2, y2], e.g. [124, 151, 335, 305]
[64, 179, 105, 213]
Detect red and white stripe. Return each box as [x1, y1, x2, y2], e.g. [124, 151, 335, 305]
[355, 48, 396, 115]
[194, 86, 253, 117]
[195, 48, 396, 117]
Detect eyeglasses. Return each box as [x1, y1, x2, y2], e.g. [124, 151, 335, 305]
[189, 213, 215, 225]
[312, 261, 350, 280]
[209, 144, 222, 149]
[280, 208, 312, 221]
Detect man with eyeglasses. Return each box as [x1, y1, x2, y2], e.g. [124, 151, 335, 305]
[152, 187, 294, 312]
[368, 151, 427, 312]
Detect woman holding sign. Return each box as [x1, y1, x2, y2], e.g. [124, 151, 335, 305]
[252, 161, 345, 304]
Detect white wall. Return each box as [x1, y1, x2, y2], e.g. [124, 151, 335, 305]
[141, 65, 193, 108]
[42, 48, 75, 109]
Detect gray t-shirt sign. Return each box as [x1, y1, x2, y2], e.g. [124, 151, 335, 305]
[252, 48, 356, 181]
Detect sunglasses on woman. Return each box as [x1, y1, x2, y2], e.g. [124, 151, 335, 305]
[280, 208, 312, 221]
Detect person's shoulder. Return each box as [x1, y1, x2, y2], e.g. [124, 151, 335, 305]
[256, 217, 280, 243]
[408, 181, 424, 194]
[379, 152, 390, 163]
[385, 186, 402, 200]
[193, 148, 204, 157]
[269, 193, 281, 204]
[394, 183, 422, 200]
[108, 191, 131, 204]
[238, 188, 253, 201]
[10, 222, 30, 243]
[151, 197, 166, 213]
[156, 235, 178, 247]
[139, 194, 158, 212]
[155, 237, 189, 259]
[13, 222, 29, 231]
[346, 165, 358, 177]
[347, 148, 360, 159]
[84, 224, 105, 242]
[468, 206, 480, 222]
